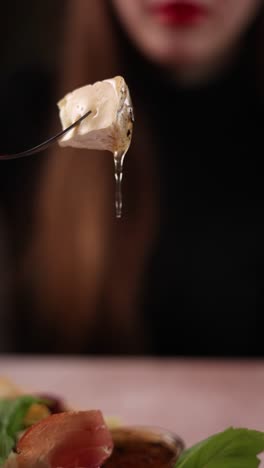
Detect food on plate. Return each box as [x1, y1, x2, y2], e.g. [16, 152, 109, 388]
[14, 411, 113, 468]
[1, 378, 264, 468]
[104, 426, 183, 468]
[0, 396, 112, 468]
[0, 379, 183, 467]
[57, 76, 133, 155]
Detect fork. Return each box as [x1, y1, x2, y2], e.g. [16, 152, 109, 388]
[0, 110, 92, 161]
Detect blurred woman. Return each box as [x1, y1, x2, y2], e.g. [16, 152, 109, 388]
[18, 0, 262, 355]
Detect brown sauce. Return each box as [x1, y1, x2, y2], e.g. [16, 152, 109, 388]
[104, 427, 184, 468]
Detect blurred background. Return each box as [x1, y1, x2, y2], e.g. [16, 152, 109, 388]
[0, 0, 65, 350]
[0, 0, 260, 357]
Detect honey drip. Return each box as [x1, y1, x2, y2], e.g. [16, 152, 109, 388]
[114, 151, 125, 218]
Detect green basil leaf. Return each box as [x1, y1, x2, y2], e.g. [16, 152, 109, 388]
[175, 427, 264, 468]
[0, 429, 13, 465]
[0, 395, 45, 464]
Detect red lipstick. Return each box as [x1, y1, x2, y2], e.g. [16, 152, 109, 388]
[150, 2, 208, 26]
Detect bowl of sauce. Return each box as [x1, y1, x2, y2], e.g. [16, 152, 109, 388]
[104, 425, 185, 468]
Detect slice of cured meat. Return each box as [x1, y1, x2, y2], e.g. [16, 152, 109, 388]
[16, 410, 113, 468]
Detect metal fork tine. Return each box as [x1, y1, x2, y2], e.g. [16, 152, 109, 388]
[0, 110, 92, 161]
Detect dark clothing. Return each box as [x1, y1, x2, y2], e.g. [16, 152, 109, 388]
[0, 65, 54, 353]
[0, 65, 53, 257]
[132, 52, 261, 357]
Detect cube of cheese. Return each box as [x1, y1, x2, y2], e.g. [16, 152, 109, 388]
[58, 76, 134, 155]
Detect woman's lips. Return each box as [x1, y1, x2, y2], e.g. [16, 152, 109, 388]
[150, 2, 209, 26]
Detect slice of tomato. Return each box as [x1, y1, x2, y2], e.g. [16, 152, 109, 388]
[17, 410, 113, 468]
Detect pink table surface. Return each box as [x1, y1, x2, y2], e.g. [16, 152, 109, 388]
[1, 356, 264, 464]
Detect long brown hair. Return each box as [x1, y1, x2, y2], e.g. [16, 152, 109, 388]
[26, 0, 158, 353]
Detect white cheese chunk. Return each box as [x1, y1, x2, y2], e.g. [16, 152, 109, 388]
[58, 76, 134, 155]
